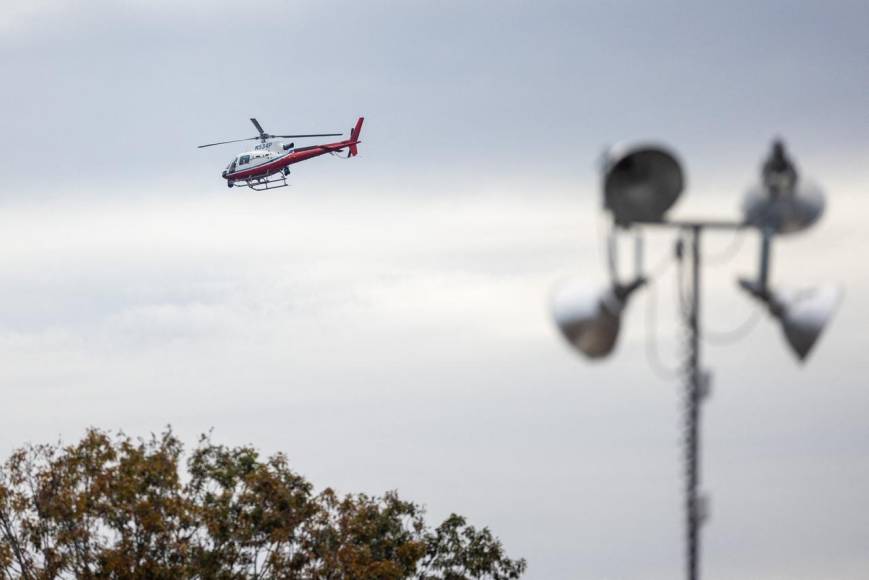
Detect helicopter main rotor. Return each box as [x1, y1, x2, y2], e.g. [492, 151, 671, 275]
[198, 118, 342, 148]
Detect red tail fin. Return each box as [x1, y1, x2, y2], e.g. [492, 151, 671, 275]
[349, 116, 364, 157]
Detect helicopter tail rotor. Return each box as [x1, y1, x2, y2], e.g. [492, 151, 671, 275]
[348, 117, 364, 157]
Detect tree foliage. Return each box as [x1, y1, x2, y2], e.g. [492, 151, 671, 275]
[0, 428, 525, 579]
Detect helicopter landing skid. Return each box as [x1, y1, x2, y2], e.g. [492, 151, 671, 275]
[244, 173, 289, 191]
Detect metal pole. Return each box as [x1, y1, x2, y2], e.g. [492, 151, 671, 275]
[758, 226, 774, 294]
[685, 225, 704, 580]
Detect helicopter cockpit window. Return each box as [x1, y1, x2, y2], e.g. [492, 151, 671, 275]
[239, 155, 251, 165]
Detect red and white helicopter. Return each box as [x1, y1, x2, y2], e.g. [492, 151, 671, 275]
[198, 117, 364, 190]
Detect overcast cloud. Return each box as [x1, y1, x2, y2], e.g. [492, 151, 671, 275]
[1, 2, 868, 578]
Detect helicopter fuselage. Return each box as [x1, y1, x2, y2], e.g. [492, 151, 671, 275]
[222, 142, 345, 181]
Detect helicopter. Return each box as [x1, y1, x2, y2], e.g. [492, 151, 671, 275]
[198, 117, 364, 190]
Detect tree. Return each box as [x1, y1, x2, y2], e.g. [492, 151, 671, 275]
[0, 428, 526, 579]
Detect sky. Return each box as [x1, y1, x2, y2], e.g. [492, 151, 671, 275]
[1, 1, 868, 578]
